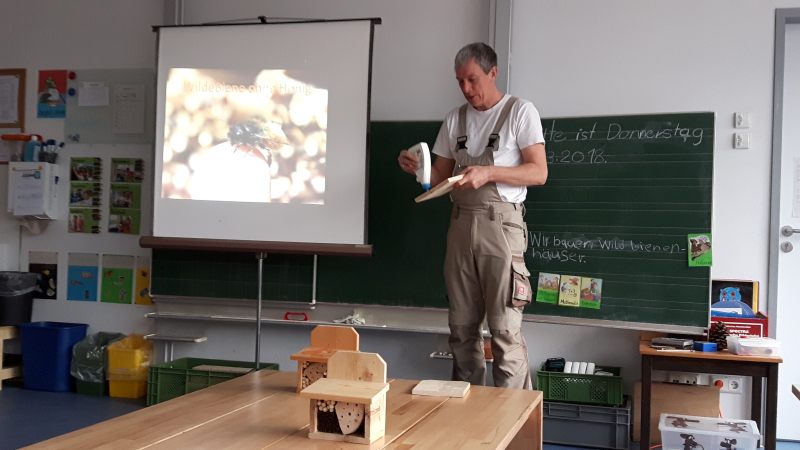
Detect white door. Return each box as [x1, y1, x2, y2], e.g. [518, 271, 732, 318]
[770, 15, 800, 440]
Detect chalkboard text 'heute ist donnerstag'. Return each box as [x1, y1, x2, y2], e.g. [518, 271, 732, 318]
[543, 121, 706, 146]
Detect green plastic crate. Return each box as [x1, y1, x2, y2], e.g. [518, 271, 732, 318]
[146, 358, 279, 406]
[536, 365, 623, 406]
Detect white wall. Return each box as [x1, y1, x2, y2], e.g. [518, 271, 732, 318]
[510, 0, 800, 421]
[2, 0, 797, 429]
[0, 0, 163, 334]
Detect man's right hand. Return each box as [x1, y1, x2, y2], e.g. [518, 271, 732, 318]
[397, 149, 419, 175]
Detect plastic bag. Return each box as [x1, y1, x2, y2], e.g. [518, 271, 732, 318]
[0, 272, 39, 296]
[70, 332, 126, 383]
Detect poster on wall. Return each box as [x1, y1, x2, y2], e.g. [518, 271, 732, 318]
[37, 70, 67, 119]
[67, 253, 99, 301]
[28, 251, 58, 299]
[100, 255, 134, 304]
[135, 256, 152, 305]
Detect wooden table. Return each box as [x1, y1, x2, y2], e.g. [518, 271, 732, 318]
[26, 370, 543, 449]
[640, 341, 782, 450]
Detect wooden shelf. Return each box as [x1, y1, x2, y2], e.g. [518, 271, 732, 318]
[0, 326, 22, 389]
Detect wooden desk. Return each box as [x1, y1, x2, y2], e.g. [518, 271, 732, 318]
[639, 341, 782, 450]
[26, 370, 543, 449]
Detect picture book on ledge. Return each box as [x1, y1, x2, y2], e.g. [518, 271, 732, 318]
[710, 279, 758, 318]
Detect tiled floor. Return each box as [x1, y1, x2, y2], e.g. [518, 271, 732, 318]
[1, 380, 799, 449]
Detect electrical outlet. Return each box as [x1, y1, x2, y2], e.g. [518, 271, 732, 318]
[669, 372, 702, 385]
[712, 375, 743, 394]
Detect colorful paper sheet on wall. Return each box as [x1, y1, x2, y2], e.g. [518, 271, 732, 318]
[67, 253, 99, 301]
[101, 255, 134, 304]
[28, 251, 58, 299]
[37, 70, 67, 118]
[557, 275, 581, 307]
[108, 158, 143, 235]
[579, 277, 603, 309]
[688, 233, 712, 267]
[536, 272, 560, 304]
[69, 157, 102, 233]
[135, 256, 152, 305]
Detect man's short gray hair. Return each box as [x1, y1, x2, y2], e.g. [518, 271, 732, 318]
[454, 43, 497, 73]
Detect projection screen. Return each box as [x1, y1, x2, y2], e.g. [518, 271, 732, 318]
[152, 20, 375, 246]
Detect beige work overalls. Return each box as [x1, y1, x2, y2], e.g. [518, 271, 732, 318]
[445, 96, 533, 389]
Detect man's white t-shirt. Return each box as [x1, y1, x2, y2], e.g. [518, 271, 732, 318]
[431, 94, 546, 203]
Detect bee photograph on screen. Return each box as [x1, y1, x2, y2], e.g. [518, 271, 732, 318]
[161, 68, 328, 204]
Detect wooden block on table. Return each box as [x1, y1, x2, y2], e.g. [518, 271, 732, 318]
[412, 380, 470, 398]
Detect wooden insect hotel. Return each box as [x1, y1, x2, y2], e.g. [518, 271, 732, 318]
[289, 325, 359, 393]
[299, 350, 389, 445]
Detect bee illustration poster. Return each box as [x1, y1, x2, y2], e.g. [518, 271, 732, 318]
[557, 275, 581, 307]
[579, 277, 603, 309]
[688, 233, 713, 267]
[28, 251, 58, 299]
[67, 253, 99, 301]
[135, 256, 152, 305]
[161, 69, 327, 204]
[37, 70, 67, 118]
[535, 272, 560, 304]
[100, 255, 134, 304]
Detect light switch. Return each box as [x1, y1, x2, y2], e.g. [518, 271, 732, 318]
[734, 112, 751, 129]
[733, 132, 750, 149]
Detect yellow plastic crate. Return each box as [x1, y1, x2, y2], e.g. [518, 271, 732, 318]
[107, 334, 152, 372]
[109, 367, 148, 399]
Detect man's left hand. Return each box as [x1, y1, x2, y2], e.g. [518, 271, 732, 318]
[455, 166, 492, 190]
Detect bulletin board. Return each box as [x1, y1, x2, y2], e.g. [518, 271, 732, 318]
[65, 69, 155, 145]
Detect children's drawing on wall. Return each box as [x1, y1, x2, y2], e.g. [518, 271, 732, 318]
[67, 253, 99, 302]
[558, 275, 581, 307]
[100, 255, 134, 304]
[135, 256, 152, 305]
[160, 68, 327, 204]
[37, 70, 67, 118]
[687, 233, 712, 267]
[535, 272, 560, 304]
[579, 277, 603, 309]
[28, 251, 58, 299]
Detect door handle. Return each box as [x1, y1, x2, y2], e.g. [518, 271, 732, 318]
[781, 225, 800, 237]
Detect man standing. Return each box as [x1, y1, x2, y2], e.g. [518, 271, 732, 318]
[398, 43, 547, 389]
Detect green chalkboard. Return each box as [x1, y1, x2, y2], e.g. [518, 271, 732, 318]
[151, 113, 713, 329]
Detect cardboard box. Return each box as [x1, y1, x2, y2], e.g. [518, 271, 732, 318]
[711, 312, 768, 338]
[633, 382, 720, 444]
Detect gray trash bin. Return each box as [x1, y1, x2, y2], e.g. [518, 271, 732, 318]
[0, 272, 39, 326]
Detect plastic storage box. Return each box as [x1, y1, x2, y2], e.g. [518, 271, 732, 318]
[537, 364, 623, 406]
[543, 400, 630, 449]
[147, 358, 279, 406]
[726, 335, 780, 357]
[107, 334, 153, 398]
[19, 322, 88, 391]
[659, 413, 760, 450]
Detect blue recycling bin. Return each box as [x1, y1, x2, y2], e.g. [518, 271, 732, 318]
[20, 322, 88, 391]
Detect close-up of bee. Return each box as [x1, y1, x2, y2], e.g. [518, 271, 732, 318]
[227, 118, 288, 167]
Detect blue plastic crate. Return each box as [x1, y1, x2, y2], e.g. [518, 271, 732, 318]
[20, 321, 88, 391]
